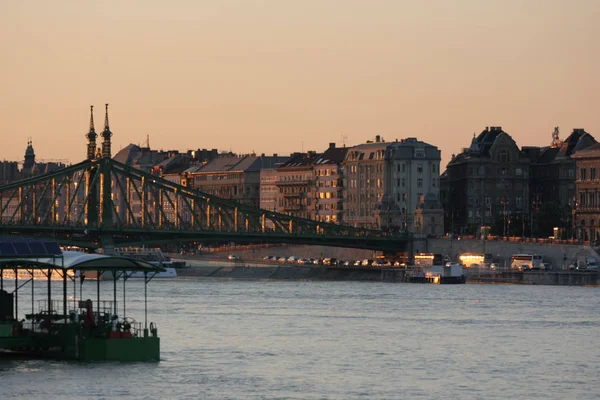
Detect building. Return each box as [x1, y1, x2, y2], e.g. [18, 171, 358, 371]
[187, 155, 289, 208]
[342, 138, 388, 228]
[571, 142, 600, 242]
[413, 193, 444, 237]
[444, 126, 530, 236]
[313, 143, 348, 224]
[380, 138, 441, 232]
[525, 128, 596, 237]
[275, 152, 321, 220]
[0, 161, 20, 185]
[260, 168, 280, 214]
[343, 136, 441, 231]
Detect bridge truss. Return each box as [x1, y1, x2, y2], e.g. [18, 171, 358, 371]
[0, 157, 410, 252]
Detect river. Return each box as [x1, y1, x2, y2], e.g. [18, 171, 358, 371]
[1, 279, 599, 399]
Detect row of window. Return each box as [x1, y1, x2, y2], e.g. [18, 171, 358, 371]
[580, 168, 598, 180]
[396, 163, 438, 174]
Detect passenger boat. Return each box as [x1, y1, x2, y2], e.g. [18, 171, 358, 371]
[0, 237, 163, 361]
[404, 263, 466, 284]
[112, 247, 178, 279]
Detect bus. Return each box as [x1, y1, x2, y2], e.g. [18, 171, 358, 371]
[414, 253, 444, 267]
[458, 253, 493, 268]
[511, 254, 543, 270]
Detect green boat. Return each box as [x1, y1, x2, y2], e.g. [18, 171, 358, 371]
[0, 237, 163, 361]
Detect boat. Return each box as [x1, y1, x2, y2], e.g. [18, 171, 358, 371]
[0, 238, 163, 361]
[108, 248, 178, 279]
[404, 263, 466, 284]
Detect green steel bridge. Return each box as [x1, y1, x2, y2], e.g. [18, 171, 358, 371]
[0, 105, 418, 253]
[0, 156, 416, 253]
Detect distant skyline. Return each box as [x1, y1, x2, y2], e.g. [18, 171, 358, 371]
[1, 1, 598, 169]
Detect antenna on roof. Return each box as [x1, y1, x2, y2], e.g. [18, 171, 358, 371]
[146, 134, 150, 148]
[341, 135, 348, 147]
[551, 127, 561, 148]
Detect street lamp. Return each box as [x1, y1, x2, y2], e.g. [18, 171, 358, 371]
[500, 198, 509, 237]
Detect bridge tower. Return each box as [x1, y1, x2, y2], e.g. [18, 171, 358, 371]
[86, 105, 97, 161]
[85, 106, 99, 228]
[101, 104, 112, 158]
[99, 104, 114, 252]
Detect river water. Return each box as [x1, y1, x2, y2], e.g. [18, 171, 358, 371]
[1, 278, 599, 399]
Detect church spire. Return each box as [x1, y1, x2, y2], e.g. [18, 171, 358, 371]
[86, 105, 98, 160]
[101, 103, 113, 158]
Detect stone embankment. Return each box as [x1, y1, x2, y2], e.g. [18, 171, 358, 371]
[425, 238, 600, 268]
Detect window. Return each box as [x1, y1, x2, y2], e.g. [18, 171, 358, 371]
[401, 178, 405, 188]
[516, 197, 522, 207]
[401, 164, 405, 173]
[417, 164, 423, 174]
[499, 150, 510, 162]
[417, 178, 423, 188]
[592, 168, 597, 180]
[581, 168, 587, 180]
[485, 197, 491, 205]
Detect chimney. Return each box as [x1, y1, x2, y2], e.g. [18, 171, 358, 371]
[375, 135, 381, 143]
[329, 142, 335, 149]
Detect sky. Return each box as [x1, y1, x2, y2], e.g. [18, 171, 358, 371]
[1, 0, 598, 169]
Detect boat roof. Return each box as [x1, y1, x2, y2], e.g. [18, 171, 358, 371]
[0, 251, 165, 272]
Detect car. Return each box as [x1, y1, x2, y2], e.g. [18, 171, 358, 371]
[372, 260, 390, 267]
[343, 260, 353, 267]
[287, 256, 299, 262]
[361, 259, 374, 267]
[228, 254, 240, 261]
[489, 263, 498, 270]
[353, 260, 362, 267]
[394, 261, 407, 267]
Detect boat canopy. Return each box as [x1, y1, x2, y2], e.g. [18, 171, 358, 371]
[0, 250, 165, 273]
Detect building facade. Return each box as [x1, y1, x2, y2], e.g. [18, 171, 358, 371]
[343, 136, 441, 231]
[187, 155, 288, 208]
[313, 144, 348, 224]
[444, 126, 530, 236]
[275, 152, 320, 220]
[526, 128, 596, 237]
[571, 143, 600, 242]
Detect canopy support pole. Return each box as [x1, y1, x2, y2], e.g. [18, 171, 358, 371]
[14, 268, 18, 321]
[1, 268, 3, 290]
[123, 273, 126, 319]
[47, 269, 52, 315]
[63, 270, 67, 319]
[113, 271, 117, 316]
[97, 270, 101, 324]
[31, 270, 34, 321]
[144, 272, 148, 331]
[73, 271, 76, 312]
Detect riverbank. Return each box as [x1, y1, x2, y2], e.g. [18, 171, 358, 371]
[175, 262, 599, 286]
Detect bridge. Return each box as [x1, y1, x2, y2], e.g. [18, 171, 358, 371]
[0, 106, 416, 254]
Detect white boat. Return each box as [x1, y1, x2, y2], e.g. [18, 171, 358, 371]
[106, 248, 178, 279]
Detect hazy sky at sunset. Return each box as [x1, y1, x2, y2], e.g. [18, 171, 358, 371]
[1, 1, 598, 169]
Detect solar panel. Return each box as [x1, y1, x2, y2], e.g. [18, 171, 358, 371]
[0, 243, 16, 256]
[14, 242, 32, 255]
[43, 242, 62, 255]
[29, 242, 46, 255]
[0, 236, 63, 257]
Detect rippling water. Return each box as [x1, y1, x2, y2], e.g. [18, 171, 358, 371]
[1, 279, 599, 399]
